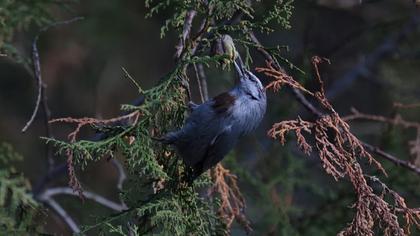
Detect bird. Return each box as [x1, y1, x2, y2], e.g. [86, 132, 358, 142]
[159, 35, 267, 181]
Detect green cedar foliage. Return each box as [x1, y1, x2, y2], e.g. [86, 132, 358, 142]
[0, 0, 76, 59]
[0, 143, 39, 234]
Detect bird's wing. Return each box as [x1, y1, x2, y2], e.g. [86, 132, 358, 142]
[195, 124, 238, 175]
[168, 92, 237, 170]
[172, 103, 223, 166]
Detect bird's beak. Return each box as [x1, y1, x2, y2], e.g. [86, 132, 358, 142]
[220, 34, 248, 82]
[233, 55, 247, 82]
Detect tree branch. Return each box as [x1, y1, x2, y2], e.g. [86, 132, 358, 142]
[193, 63, 209, 102]
[41, 196, 81, 233]
[110, 159, 127, 191]
[362, 142, 420, 176]
[21, 16, 83, 172]
[39, 187, 127, 212]
[175, 10, 197, 59]
[38, 186, 128, 233]
[21, 16, 84, 133]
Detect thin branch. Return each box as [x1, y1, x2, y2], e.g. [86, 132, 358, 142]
[175, 10, 197, 59]
[394, 102, 420, 109]
[248, 31, 324, 118]
[33, 162, 67, 195]
[38, 186, 128, 233]
[41, 85, 55, 169]
[362, 142, 420, 176]
[110, 159, 127, 191]
[21, 37, 42, 133]
[193, 63, 209, 103]
[343, 108, 420, 129]
[21, 16, 84, 133]
[197, 64, 209, 101]
[291, 88, 323, 117]
[39, 187, 128, 212]
[42, 197, 81, 233]
[248, 32, 284, 71]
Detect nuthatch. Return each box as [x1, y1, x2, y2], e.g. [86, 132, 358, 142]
[160, 35, 267, 180]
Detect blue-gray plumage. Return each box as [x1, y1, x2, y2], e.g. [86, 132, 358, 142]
[161, 53, 266, 180]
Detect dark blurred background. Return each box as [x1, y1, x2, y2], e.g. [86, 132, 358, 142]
[1, 0, 419, 235]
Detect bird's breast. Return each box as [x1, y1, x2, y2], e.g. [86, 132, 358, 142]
[234, 93, 266, 135]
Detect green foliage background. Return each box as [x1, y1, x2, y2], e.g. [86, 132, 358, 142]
[0, 143, 39, 234]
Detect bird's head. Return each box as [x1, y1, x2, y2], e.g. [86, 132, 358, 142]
[232, 52, 264, 96]
[220, 34, 264, 98]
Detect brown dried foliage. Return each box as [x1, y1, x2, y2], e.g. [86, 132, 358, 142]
[208, 164, 252, 234]
[256, 61, 313, 95]
[259, 56, 420, 236]
[49, 111, 140, 197]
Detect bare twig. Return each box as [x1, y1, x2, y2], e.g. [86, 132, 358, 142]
[38, 186, 128, 233]
[110, 159, 127, 191]
[33, 162, 67, 195]
[248, 32, 284, 72]
[175, 10, 197, 59]
[21, 30, 43, 133]
[41, 86, 55, 169]
[248, 31, 324, 118]
[197, 64, 208, 101]
[343, 108, 420, 129]
[343, 108, 420, 173]
[362, 142, 420, 176]
[394, 102, 420, 109]
[21, 16, 84, 133]
[41, 196, 81, 233]
[39, 187, 127, 212]
[193, 63, 209, 102]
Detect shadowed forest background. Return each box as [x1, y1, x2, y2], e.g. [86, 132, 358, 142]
[0, 0, 420, 235]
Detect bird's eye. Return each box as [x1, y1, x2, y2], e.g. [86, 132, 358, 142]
[246, 91, 259, 100]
